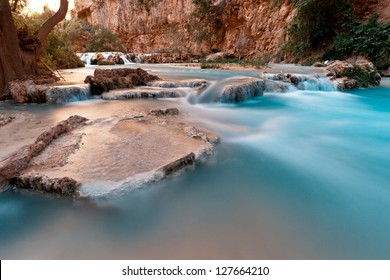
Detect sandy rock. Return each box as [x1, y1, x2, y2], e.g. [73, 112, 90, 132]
[11, 174, 81, 196]
[0, 115, 88, 180]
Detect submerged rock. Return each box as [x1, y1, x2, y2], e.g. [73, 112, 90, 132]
[101, 87, 184, 100]
[11, 174, 80, 196]
[84, 68, 160, 95]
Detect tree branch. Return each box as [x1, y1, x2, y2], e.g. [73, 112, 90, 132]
[36, 0, 68, 43]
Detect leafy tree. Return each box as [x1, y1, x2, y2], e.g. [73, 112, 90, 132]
[0, 0, 69, 99]
[86, 25, 126, 52]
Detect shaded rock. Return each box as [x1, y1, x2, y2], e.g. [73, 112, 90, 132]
[101, 88, 184, 100]
[9, 79, 49, 103]
[217, 78, 265, 102]
[313, 62, 325, 67]
[334, 77, 359, 91]
[97, 58, 116, 65]
[11, 173, 80, 196]
[0, 115, 88, 180]
[159, 153, 196, 177]
[85, 68, 160, 95]
[90, 53, 105, 65]
[114, 54, 125, 64]
[149, 108, 180, 116]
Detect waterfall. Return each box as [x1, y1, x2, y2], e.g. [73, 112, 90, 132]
[77, 52, 132, 65]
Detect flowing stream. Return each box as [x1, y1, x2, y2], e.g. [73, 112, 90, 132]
[0, 65, 389, 259]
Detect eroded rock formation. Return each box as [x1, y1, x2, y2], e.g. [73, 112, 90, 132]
[73, 0, 294, 57]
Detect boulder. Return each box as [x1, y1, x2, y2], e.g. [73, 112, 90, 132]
[84, 68, 160, 95]
[90, 53, 105, 65]
[325, 59, 381, 89]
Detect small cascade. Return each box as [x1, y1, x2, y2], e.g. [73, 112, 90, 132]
[45, 85, 91, 104]
[191, 76, 266, 104]
[148, 79, 207, 89]
[261, 73, 339, 93]
[294, 75, 338, 92]
[77, 52, 132, 65]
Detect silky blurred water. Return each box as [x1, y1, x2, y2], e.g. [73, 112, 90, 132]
[0, 66, 389, 259]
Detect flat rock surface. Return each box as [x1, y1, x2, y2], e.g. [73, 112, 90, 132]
[0, 100, 218, 197]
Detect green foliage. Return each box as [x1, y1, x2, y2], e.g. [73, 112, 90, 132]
[324, 15, 390, 68]
[341, 65, 380, 87]
[201, 63, 221, 69]
[273, 0, 356, 58]
[17, 11, 84, 69]
[86, 25, 126, 52]
[189, 0, 222, 47]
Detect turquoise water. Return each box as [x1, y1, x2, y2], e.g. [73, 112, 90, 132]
[0, 69, 389, 259]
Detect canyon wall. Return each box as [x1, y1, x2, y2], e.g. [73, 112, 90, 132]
[72, 0, 389, 56]
[73, 0, 294, 57]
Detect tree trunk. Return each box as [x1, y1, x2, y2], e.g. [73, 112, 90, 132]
[0, 0, 68, 100]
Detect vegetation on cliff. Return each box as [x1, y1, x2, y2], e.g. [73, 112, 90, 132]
[273, 0, 389, 68]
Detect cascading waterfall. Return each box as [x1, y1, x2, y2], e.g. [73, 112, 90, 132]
[77, 52, 132, 65]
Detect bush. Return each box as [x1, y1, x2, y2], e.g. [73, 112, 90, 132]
[341, 65, 381, 87]
[324, 14, 390, 68]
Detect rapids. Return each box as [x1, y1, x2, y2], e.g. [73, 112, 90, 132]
[0, 64, 389, 259]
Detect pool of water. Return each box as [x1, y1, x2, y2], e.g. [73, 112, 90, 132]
[0, 67, 389, 259]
